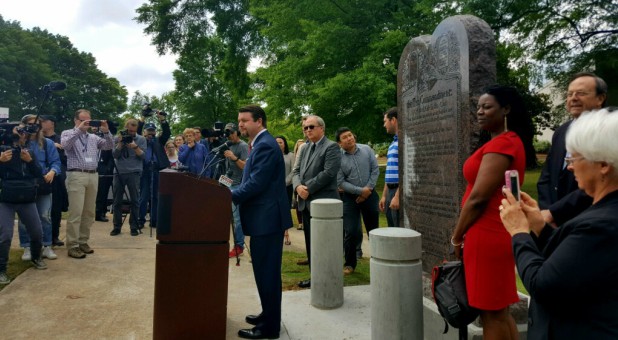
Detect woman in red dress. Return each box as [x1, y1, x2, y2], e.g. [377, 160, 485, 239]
[451, 85, 534, 339]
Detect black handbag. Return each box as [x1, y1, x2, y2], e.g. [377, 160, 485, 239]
[0, 178, 38, 203]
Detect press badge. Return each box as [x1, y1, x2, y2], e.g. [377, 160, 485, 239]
[85, 157, 94, 163]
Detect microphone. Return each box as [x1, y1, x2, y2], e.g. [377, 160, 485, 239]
[211, 141, 232, 154]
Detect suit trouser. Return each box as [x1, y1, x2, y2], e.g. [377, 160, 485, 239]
[302, 208, 312, 265]
[95, 174, 113, 215]
[51, 176, 67, 241]
[250, 231, 284, 333]
[139, 166, 159, 227]
[65, 172, 98, 249]
[385, 186, 400, 228]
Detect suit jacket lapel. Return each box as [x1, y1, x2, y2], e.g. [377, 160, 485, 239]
[304, 138, 324, 171]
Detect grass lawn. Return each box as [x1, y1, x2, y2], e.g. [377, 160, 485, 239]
[0, 249, 33, 291]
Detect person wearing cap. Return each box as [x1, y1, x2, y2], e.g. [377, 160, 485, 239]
[40, 114, 68, 247]
[222, 123, 249, 257]
[137, 112, 170, 230]
[61, 109, 114, 258]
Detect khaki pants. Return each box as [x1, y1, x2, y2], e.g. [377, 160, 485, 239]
[65, 172, 98, 249]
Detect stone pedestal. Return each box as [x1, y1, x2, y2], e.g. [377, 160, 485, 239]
[310, 198, 343, 309]
[370, 228, 423, 339]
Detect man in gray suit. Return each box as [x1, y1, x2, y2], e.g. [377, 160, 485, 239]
[292, 115, 341, 288]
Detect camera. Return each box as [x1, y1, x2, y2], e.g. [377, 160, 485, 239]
[120, 130, 134, 144]
[0, 144, 21, 156]
[89, 120, 102, 127]
[142, 103, 154, 117]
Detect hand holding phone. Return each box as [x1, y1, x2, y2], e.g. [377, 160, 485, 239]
[88, 120, 102, 127]
[504, 170, 521, 201]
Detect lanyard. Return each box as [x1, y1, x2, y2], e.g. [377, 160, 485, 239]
[78, 134, 88, 152]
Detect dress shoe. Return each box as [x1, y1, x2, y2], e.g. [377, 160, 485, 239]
[245, 314, 263, 326]
[296, 259, 309, 265]
[52, 238, 64, 247]
[238, 327, 279, 339]
[110, 229, 121, 236]
[95, 215, 109, 222]
[298, 279, 311, 288]
[130, 229, 139, 236]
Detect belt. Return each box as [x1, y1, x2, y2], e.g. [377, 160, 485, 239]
[387, 183, 399, 189]
[67, 169, 97, 174]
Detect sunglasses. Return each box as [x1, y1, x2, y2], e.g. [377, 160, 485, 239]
[303, 125, 319, 131]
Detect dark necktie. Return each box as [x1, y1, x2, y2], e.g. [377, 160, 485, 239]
[307, 143, 316, 160]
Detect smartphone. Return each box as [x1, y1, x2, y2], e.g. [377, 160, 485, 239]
[504, 170, 521, 201]
[89, 120, 101, 127]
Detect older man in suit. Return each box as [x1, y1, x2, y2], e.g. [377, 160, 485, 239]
[292, 115, 341, 288]
[537, 72, 607, 226]
[232, 105, 292, 339]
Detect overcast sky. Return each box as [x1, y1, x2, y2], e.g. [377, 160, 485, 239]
[0, 0, 177, 99]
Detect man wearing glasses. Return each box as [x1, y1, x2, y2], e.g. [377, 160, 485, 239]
[292, 115, 341, 288]
[537, 72, 607, 226]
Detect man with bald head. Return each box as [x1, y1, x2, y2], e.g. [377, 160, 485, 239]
[537, 72, 607, 226]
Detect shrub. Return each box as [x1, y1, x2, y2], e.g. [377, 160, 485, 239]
[533, 139, 551, 154]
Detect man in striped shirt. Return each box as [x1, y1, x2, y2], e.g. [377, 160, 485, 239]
[379, 107, 400, 227]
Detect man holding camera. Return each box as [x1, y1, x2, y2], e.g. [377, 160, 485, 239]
[110, 119, 147, 236]
[61, 109, 114, 259]
[137, 112, 170, 230]
[222, 123, 249, 257]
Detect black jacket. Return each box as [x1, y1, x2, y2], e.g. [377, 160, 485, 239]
[513, 190, 618, 339]
[137, 121, 171, 170]
[0, 149, 42, 181]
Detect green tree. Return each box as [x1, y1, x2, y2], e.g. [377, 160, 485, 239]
[0, 16, 128, 130]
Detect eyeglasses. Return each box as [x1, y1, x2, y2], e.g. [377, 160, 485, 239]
[564, 156, 585, 166]
[566, 91, 592, 98]
[303, 125, 319, 131]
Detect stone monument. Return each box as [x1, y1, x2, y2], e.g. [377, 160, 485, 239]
[397, 15, 496, 271]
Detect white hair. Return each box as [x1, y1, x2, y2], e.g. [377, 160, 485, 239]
[566, 108, 618, 167]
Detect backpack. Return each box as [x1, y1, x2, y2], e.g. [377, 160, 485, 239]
[431, 261, 480, 339]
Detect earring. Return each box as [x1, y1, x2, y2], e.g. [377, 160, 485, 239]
[504, 115, 508, 131]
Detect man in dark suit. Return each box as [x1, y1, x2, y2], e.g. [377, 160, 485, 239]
[292, 115, 341, 288]
[232, 105, 292, 339]
[537, 72, 607, 226]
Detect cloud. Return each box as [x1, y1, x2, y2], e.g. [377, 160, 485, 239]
[74, 0, 143, 28]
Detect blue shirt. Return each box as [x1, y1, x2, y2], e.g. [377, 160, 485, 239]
[385, 134, 398, 184]
[178, 143, 212, 178]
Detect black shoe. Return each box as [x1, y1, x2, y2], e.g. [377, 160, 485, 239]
[238, 327, 279, 339]
[130, 229, 139, 236]
[298, 279, 311, 288]
[96, 215, 109, 222]
[110, 229, 121, 236]
[52, 238, 64, 247]
[137, 224, 145, 230]
[245, 314, 263, 326]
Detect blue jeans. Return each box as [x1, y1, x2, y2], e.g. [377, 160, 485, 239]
[1, 202, 42, 272]
[139, 166, 159, 227]
[18, 194, 52, 247]
[231, 184, 244, 249]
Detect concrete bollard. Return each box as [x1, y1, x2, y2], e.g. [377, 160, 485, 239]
[310, 198, 343, 309]
[370, 228, 423, 340]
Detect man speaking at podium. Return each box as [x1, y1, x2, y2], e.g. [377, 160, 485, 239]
[231, 105, 292, 339]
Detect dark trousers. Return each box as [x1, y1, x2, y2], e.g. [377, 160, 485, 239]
[302, 209, 312, 265]
[139, 165, 159, 226]
[342, 190, 379, 269]
[113, 173, 141, 230]
[50, 176, 67, 241]
[0, 203, 42, 272]
[385, 186, 400, 227]
[250, 231, 284, 334]
[95, 174, 113, 216]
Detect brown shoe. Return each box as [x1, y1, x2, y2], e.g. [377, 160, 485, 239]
[79, 243, 94, 254]
[68, 247, 86, 259]
[344, 266, 355, 275]
[297, 259, 309, 265]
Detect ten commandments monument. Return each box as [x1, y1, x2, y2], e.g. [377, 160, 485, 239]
[398, 15, 496, 271]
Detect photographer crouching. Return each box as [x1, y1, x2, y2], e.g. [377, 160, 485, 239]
[110, 119, 146, 236]
[0, 125, 48, 284]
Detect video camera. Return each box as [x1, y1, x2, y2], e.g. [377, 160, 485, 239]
[120, 129, 134, 144]
[142, 103, 168, 117]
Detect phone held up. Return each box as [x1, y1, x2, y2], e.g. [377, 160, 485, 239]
[504, 170, 521, 201]
[89, 120, 102, 128]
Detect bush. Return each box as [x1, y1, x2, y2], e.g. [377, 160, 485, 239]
[372, 142, 390, 157]
[533, 139, 551, 154]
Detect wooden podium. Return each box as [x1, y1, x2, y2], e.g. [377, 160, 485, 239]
[153, 170, 231, 339]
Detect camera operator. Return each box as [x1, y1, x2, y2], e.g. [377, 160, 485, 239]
[40, 115, 68, 246]
[16, 115, 62, 262]
[61, 109, 114, 259]
[0, 126, 48, 284]
[221, 123, 249, 257]
[109, 119, 146, 236]
[93, 124, 115, 222]
[137, 111, 170, 230]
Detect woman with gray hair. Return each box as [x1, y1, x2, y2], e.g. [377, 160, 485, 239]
[500, 108, 618, 339]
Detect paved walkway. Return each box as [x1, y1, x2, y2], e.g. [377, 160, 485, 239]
[0, 219, 372, 339]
